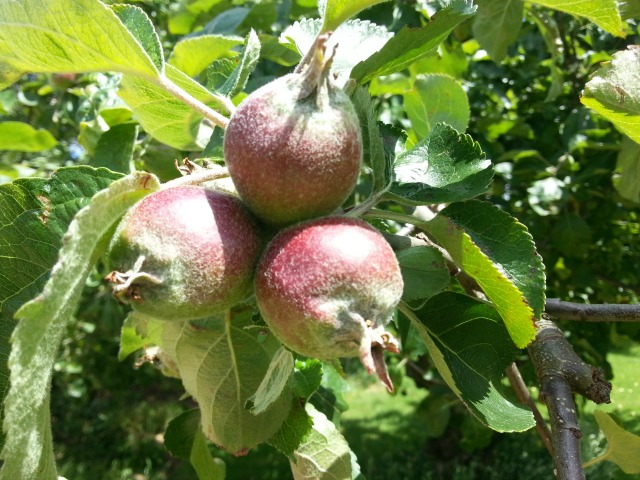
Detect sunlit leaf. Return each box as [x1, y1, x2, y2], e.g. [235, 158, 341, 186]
[119, 64, 225, 150]
[281, 19, 392, 87]
[592, 410, 640, 474]
[0, 122, 57, 152]
[581, 46, 640, 144]
[248, 346, 294, 415]
[351, 0, 476, 84]
[289, 403, 353, 479]
[404, 74, 470, 142]
[319, 0, 392, 32]
[387, 124, 493, 205]
[528, 0, 623, 37]
[424, 200, 545, 348]
[169, 34, 243, 78]
[0, 0, 158, 90]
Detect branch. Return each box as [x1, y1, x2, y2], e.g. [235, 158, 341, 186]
[505, 363, 554, 456]
[528, 320, 612, 480]
[546, 299, 640, 322]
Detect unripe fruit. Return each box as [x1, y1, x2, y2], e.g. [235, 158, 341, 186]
[106, 186, 263, 321]
[223, 37, 362, 227]
[255, 217, 403, 391]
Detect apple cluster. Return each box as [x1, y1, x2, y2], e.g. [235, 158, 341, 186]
[106, 37, 404, 392]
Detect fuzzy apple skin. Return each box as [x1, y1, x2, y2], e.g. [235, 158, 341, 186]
[255, 217, 403, 383]
[223, 72, 362, 227]
[107, 186, 263, 321]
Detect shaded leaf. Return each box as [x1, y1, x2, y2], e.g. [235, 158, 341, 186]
[0, 167, 123, 450]
[614, 136, 640, 204]
[387, 124, 493, 205]
[162, 315, 292, 455]
[0, 172, 160, 480]
[351, 87, 391, 192]
[165, 409, 226, 480]
[396, 246, 450, 303]
[581, 46, 640, 144]
[90, 124, 138, 174]
[472, 0, 524, 63]
[350, 0, 476, 84]
[402, 292, 535, 431]
[0, 122, 57, 152]
[424, 200, 545, 348]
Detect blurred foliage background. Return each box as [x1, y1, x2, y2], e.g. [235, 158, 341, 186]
[1, 0, 639, 479]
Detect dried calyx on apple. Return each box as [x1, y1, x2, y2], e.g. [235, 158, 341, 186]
[255, 217, 404, 392]
[223, 33, 362, 227]
[106, 186, 263, 321]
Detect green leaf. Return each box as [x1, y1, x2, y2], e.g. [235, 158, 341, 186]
[110, 4, 164, 72]
[528, 0, 623, 37]
[281, 19, 392, 87]
[581, 47, 640, 144]
[0, 122, 57, 152]
[119, 64, 224, 150]
[472, 0, 524, 63]
[614, 136, 640, 204]
[0, 172, 160, 480]
[319, 0, 392, 32]
[551, 214, 592, 258]
[0, 0, 158, 89]
[396, 246, 450, 303]
[169, 34, 244, 78]
[90, 124, 138, 174]
[424, 200, 545, 348]
[289, 403, 353, 479]
[402, 292, 535, 431]
[162, 314, 292, 455]
[351, 87, 391, 192]
[404, 74, 470, 141]
[309, 363, 349, 427]
[293, 359, 324, 399]
[0, 166, 123, 450]
[248, 346, 295, 415]
[350, 1, 477, 84]
[217, 29, 261, 98]
[165, 409, 226, 480]
[593, 410, 640, 474]
[268, 401, 314, 460]
[387, 124, 493, 205]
